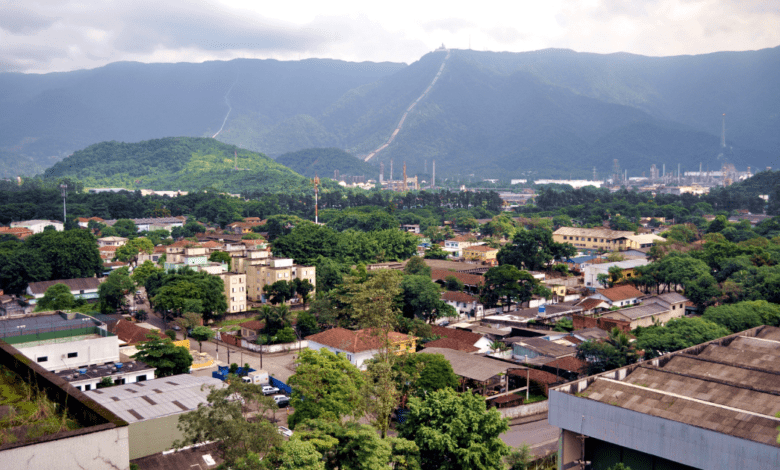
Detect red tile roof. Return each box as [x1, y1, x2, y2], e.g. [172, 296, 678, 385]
[202, 241, 223, 248]
[423, 337, 479, 353]
[464, 245, 498, 253]
[441, 291, 479, 304]
[576, 298, 609, 311]
[305, 328, 410, 353]
[596, 285, 644, 302]
[109, 319, 166, 345]
[544, 356, 588, 375]
[429, 325, 484, 350]
[509, 368, 563, 385]
[447, 235, 476, 243]
[239, 320, 265, 331]
[430, 269, 484, 286]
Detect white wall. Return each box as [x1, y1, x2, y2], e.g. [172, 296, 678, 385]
[307, 341, 375, 370]
[71, 369, 155, 392]
[0, 425, 129, 470]
[17, 335, 119, 372]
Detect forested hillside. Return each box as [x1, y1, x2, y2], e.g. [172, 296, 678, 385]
[2, 46, 778, 179]
[275, 148, 378, 179]
[42, 137, 309, 194]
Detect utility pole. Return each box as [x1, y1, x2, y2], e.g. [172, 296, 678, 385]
[60, 184, 68, 225]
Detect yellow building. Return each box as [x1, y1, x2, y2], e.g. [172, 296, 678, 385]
[220, 272, 247, 313]
[463, 245, 499, 262]
[244, 257, 316, 303]
[553, 227, 636, 251]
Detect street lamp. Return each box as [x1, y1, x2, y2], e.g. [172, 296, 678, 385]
[59, 184, 68, 225]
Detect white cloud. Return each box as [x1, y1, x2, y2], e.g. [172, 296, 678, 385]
[0, 0, 778, 73]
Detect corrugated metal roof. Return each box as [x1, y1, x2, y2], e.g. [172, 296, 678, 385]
[85, 375, 226, 423]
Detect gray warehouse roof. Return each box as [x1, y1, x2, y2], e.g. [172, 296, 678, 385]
[85, 375, 226, 423]
[423, 348, 512, 382]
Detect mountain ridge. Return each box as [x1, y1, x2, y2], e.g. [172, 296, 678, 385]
[2, 46, 778, 179]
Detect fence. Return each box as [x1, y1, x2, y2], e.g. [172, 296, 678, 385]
[215, 332, 307, 354]
[497, 400, 548, 419]
[269, 376, 292, 395]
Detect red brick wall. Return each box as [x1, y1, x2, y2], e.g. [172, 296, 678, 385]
[221, 333, 242, 347]
[573, 314, 598, 330]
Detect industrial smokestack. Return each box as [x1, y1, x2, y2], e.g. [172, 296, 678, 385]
[390, 160, 394, 182]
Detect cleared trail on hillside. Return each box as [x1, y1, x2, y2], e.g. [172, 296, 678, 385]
[364, 50, 450, 162]
[212, 79, 238, 138]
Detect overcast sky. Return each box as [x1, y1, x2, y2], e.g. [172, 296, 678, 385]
[2, 0, 779, 74]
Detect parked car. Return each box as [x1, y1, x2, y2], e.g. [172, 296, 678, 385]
[262, 385, 280, 395]
[277, 426, 293, 438]
[273, 394, 290, 407]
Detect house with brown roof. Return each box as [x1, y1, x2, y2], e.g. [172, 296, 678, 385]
[441, 291, 484, 319]
[599, 292, 688, 328]
[430, 269, 484, 294]
[26, 277, 103, 305]
[424, 325, 493, 354]
[305, 328, 416, 370]
[0, 226, 34, 239]
[239, 320, 265, 342]
[589, 285, 644, 307]
[462, 245, 499, 263]
[108, 319, 166, 346]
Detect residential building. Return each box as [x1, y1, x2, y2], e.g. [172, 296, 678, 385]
[400, 224, 420, 233]
[422, 347, 511, 396]
[430, 269, 485, 294]
[583, 259, 649, 288]
[507, 336, 577, 365]
[244, 256, 315, 303]
[305, 328, 416, 370]
[77, 216, 106, 228]
[0, 292, 30, 317]
[550, 325, 780, 470]
[0, 226, 34, 239]
[26, 277, 103, 306]
[424, 325, 492, 353]
[221, 272, 247, 313]
[11, 219, 63, 233]
[55, 360, 155, 392]
[599, 292, 688, 328]
[441, 291, 484, 319]
[104, 217, 184, 232]
[0, 311, 119, 372]
[462, 245, 499, 262]
[553, 226, 635, 251]
[86, 375, 226, 460]
[588, 285, 644, 307]
[97, 236, 128, 247]
[239, 320, 265, 342]
[0, 341, 131, 469]
[443, 235, 478, 257]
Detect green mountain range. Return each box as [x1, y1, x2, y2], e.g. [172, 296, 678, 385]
[3, 47, 779, 180]
[275, 148, 378, 179]
[42, 137, 309, 194]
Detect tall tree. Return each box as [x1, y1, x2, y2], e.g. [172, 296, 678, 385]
[98, 267, 135, 314]
[497, 228, 575, 272]
[176, 379, 280, 469]
[398, 388, 509, 470]
[36, 283, 76, 311]
[287, 349, 366, 429]
[132, 334, 193, 377]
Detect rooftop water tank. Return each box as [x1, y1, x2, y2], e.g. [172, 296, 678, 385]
[115, 363, 123, 369]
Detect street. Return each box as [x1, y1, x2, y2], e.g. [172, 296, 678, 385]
[502, 417, 560, 456]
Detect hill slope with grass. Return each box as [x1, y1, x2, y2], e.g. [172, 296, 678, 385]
[42, 137, 309, 194]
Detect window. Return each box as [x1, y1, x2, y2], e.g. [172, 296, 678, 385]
[37, 356, 48, 363]
[67, 352, 78, 358]
[136, 375, 147, 382]
[84, 384, 91, 391]
[346, 354, 353, 362]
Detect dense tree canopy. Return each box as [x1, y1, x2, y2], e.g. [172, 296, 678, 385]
[132, 334, 193, 377]
[398, 388, 509, 470]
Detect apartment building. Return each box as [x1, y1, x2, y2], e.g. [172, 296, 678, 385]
[221, 272, 247, 313]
